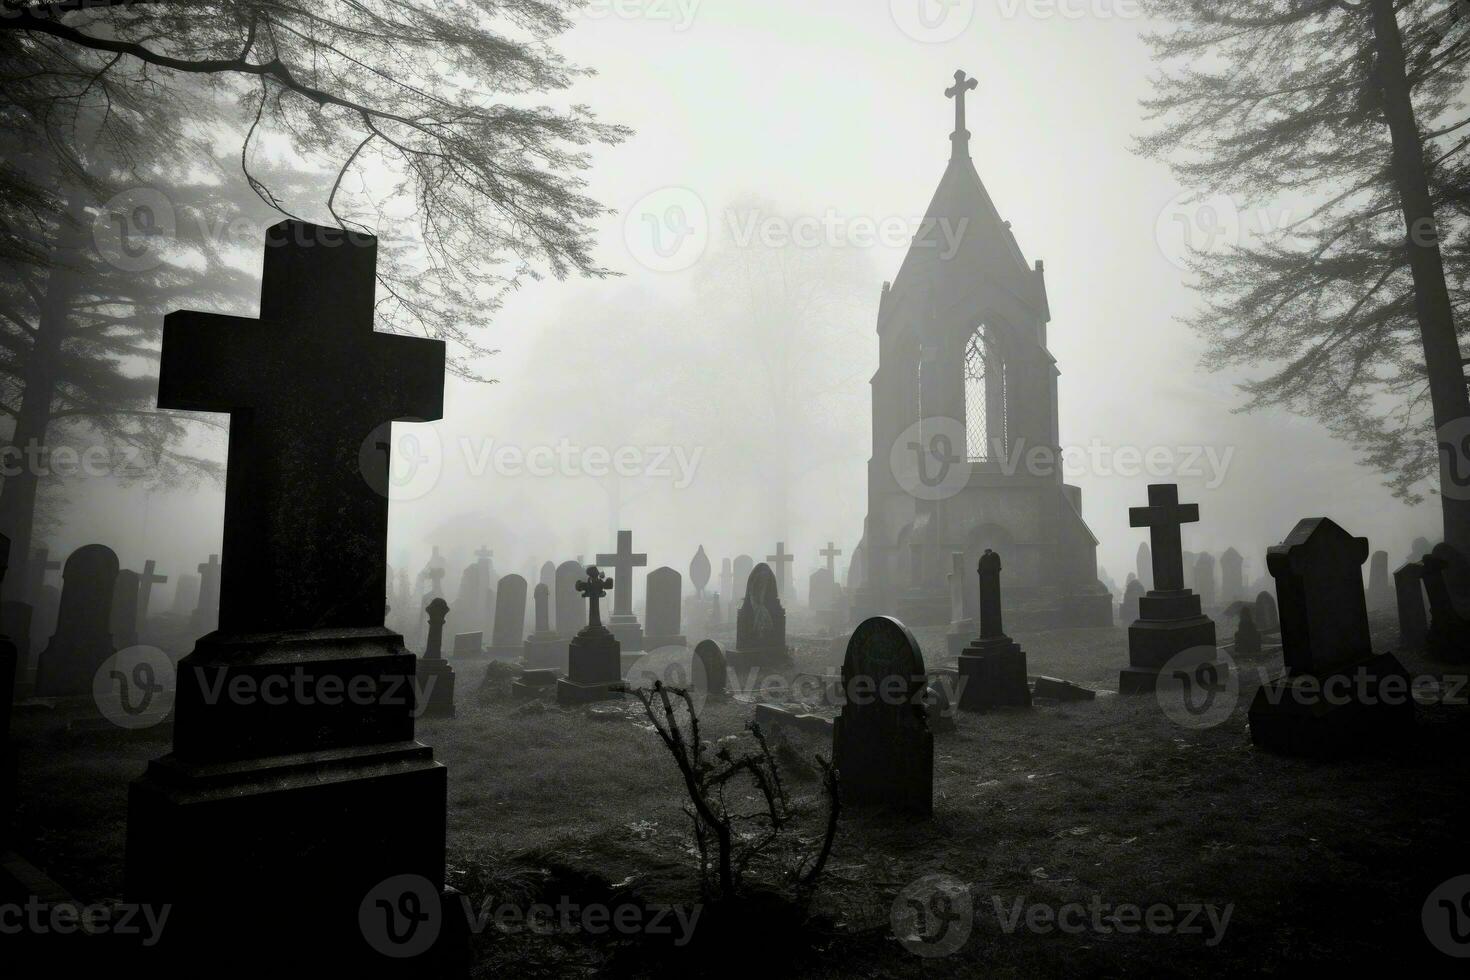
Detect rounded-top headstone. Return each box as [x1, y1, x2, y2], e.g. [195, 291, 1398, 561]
[746, 561, 779, 603]
[692, 639, 727, 699]
[842, 615, 926, 699]
[689, 545, 711, 598]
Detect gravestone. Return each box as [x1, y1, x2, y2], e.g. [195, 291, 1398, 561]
[809, 568, 837, 619]
[1254, 590, 1280, 633]
[1119, 486, 1222, 694]
[692, 639, 728, 702]
[1394, 561, 1429, 651]
[1366, 550, 1392, 611]
[730, 562, 790, 667]
[944, 552, 977, 658]
[709, 592, 722, 627]
[191, 553, 220, 632]
[1193, 552, 1217, 611]
[111, 569, 141, 650]
[1234, 606, 1262, 654]
[1411, 536, 1432, 560]
[958, 551, 1031, 711]
[1421, 552, 1470, 662]
[718, 558, 733, 612]
[451, 562, 484, 638]
[451, 631, 484, 658]
[689, 546, 711, 598]
[555, 560, 586, 637]
[35, 545, 119, 697]
[125, 220, 458, 970]
[170, 574, 199, 619]
[833, 616, 933, 815]
[539, 559, 556, 594]
[732, 555, 753, 605]
[643, 566, 686, 649]
[557, 567, 624, 705]
[137, 559, 169, 627]
[1248, 517, 1415, 756]
[924, 674, 957, 733]
[1121, 576, 1144, 624]
[522, 583, 566, 671]
[597, 530, 647, 652]
[486, 573, 528, 659]
[1219, 548, 1245, 603]
[1135, 542, 1153, 591]
[419, 597, 456, 719]
[419, 546, 448, 600]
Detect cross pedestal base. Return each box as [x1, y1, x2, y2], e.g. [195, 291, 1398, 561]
[125, 628, 460, 973]
[1119, 591, 1220, 695]
[957, 635, 1031, 711]
[1248, 652, 1415, 758]
[607, 614, 644, 652]
[557, 627, 623, 705]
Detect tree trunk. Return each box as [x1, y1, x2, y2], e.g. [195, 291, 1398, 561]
[1369, 0, 1470, 555]
[0, 198, 83, 601]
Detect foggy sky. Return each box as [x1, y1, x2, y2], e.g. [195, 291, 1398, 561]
[59, 1, 1439, 604]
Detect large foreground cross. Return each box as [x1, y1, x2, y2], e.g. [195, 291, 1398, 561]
[157, 220, 445, 633]
[596, 530, 646, 617]
[1129, 484, 1199, 594]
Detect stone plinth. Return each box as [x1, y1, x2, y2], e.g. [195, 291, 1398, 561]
[556, 626, 623, 706]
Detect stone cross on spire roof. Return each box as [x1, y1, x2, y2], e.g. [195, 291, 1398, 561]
[945, 69, 979, 154]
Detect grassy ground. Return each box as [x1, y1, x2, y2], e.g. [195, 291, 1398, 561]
[9, 611, 1470, 976]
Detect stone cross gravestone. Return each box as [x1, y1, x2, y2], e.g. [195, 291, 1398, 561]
[486, 573, 528, 659]
[35, 545, 119, 697]
[126, 220, 456, 969]
[523, 582, 566, 671]
[1394, 561, 1428, 650]
[419, 596, 456, 718]
[1120, 485, 1221, 694]
[643, 566, 686, 649]
[558, 567, 624, 705]
[137, 559, 169, 627]
[596, 531, 646, 651]
[731, 562, 790, 667]
[958, 551, 1031, 711]
[833, 616, 933, 815]
[766, 541, 795, 600]
[1249, 517, 1414, 756]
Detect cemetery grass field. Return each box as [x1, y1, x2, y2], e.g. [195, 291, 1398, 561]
[12, 613, 1469, 976]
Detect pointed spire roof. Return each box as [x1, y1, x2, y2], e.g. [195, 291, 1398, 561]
[888, 70, 1041, 315]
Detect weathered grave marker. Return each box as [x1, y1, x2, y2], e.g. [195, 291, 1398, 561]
[597, 530, 647, 651]
[420, 597, 456, 718]
[522, 582, 566, 671]
[958, 550, 1031, 711]
[35, 545, 119, 697]
[730, 562, 791, 667]
[833, 616, 933, 815]
[558, 566, 624, 705]
[486, 573, 528, 659]
[1393, 561, 1428, 650]
[643, 566, 687, 649]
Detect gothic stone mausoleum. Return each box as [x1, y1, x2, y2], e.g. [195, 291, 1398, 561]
[857, 71, 1112, 629]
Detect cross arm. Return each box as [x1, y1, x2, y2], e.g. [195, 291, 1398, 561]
[368, 333, 446, 422]
[157, 311, 269, 411]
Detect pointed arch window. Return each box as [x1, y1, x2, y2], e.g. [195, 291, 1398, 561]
[964, 326, 1007, 461]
